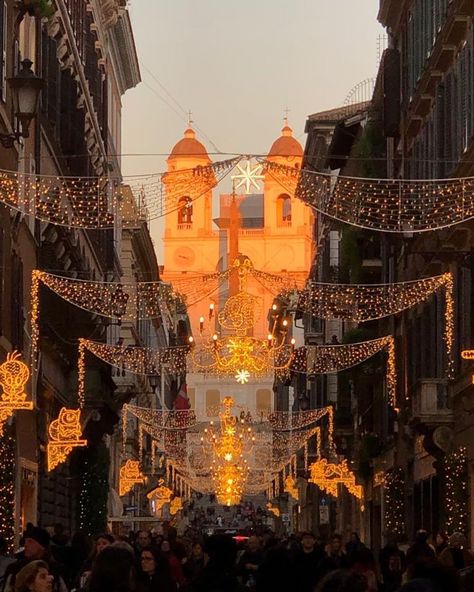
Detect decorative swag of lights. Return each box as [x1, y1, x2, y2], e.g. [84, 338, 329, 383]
[295, 274, 454, 380]
[47, 408, 87, 471]
[78, 339, 188, 408]
[0, 157, 239, 228]
[262, 159, 474, 234]
[0, 351, 33, 435]
[290, 336, 396, 406]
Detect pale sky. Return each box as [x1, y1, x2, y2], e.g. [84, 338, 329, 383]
[121, 0, 384, 254]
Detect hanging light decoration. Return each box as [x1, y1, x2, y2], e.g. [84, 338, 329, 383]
[119, 460, 145, 497]
[0, 351, 33, 435]
[47, 408, 87, 471]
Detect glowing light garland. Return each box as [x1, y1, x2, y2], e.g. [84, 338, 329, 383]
[0, 352, 33, 435]
[262, 159, 474, 233]
[384, 468, 405, 537]
[78, 339, 188, 407]
[444, 447, 469, 535]
[123, 404, 196, 431]
[47, 408, 87, 471]
[0, 158, 239, 228]
[119, 459, 145, 497]
[289, 337, 396, 406]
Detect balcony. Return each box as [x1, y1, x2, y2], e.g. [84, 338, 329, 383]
[411, 379, 453, 427]
[177, 223, 192, 231]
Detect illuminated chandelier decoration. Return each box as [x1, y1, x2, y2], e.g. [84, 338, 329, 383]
[0, 158, 239, 228]
[191, 259, 294, 382]
[262, 159, 474, 234]
[0, 351, 33, 435]
[47, 408, 87, 471]
[289, 336, 396, 406]
[119, 460, 145, 497]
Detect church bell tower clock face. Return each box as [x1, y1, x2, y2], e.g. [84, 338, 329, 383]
[173, 246, 196, 268]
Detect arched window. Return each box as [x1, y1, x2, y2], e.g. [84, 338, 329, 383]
[256, 389, 271, 414]
[277, 194, 292, 226]
[178, 196, 193, 226]
[206, 389, 220, 417]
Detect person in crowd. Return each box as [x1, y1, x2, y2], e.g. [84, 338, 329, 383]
[160, 541, 185, 589]
[255, 539, 292, 592]
[236, 535, 262, 589]
[0, 538, 15, 590]
[14, 561, 53, 592]
[405, 558, 460, 592]
[350, 547, 378, 592]
[345, 532, 364, 561]
[438, 532, 474, 570]
[78, 533, 114, 591]
[135, 547, 176, 592]
[60, 531, 90, 591]
[50, 527, 68, 549]
[88, 546, 135, 592]
[293, 531, 326, 592]
[3, 528, 67, 592]
[380, 551, 404, 592]
[165, 528, 186, 562]
[182, 542, 205, 586]
[190, 535, 241, 592]
[135, 532, 153, 560]
[319, 534, 349, 578]
[379, 536, 405, 585]
[433, 533, 448, 556]
[315, 569, 369, 592]
[406, 531, 435, 568]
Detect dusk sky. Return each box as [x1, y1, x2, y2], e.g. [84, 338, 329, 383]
[121, 0, 384, 252]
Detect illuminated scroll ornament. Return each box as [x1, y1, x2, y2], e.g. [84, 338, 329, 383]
[147, 480, 173, 510]
[309, 458, 363, 500]
[284, 475, 299, 501]
[266, 502, 280, 517]
[170, 496, 183, 515]
[0, 351, 33, 435]
[119, 460, 145, 497]
[47, 408, 87, 471]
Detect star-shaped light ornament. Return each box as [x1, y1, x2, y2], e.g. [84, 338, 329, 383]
[231, 161, 264, 194]
[235, 369, 250, 384]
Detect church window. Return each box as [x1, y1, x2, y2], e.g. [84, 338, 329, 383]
[277, 194, 292, 226]
[178, 196, 193, 226]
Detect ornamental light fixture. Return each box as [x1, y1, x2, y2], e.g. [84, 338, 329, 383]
[0, 60, 44, 148]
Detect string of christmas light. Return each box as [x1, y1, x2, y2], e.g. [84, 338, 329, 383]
[384, 467, 405, 538]
[444, 447, 469, 535]
[0, 430, 15, 552]
[297, 273, 452, 321]
[0, 158, 239, 228]
[78, 339, 188, 406]
[289, 337, 396, 406]
[123, 404, 197, 431]
[261, 159, 474, 233]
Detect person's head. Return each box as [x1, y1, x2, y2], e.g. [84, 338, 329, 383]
[24, 528, 50, 560]
[203, 535, 237, 570]
[435, 532, 447, 547]
[388, 553, 402, 572]
[95, 534, 114, 555]
[140, 548, 157, 575]
[191, 542, 203, 559]
[448, 532, 466, 549]
[160, 540, 171, 554]
[53, 524, 64, 537]
[315, 569, 368, 592]
[15, 561, 53, 592]
[89, 546, 135, 592]
[136, 530, 152, 549]
[247, 535, 260, 553]
[415, 530, 429, 545]
[350, 532, 360, 544]
[331, 534, 343, 554]
[301, 532, 316, 552]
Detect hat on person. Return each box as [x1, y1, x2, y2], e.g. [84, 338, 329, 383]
[25, 527, 50, 549]
[15, 561, 49, 592]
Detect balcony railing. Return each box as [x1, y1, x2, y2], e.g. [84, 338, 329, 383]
[177, 223, 192, 231]
[411, 379, 452, 425]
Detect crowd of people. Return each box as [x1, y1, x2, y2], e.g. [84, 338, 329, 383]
[0, 524, 473, 592]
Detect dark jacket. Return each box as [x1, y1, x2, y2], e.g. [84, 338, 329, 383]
[293, 547, 327, 592]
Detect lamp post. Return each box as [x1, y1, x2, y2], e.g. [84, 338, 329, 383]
[0, 59, 44, 148]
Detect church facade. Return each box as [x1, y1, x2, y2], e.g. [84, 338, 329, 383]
[162, 124, 315, 419]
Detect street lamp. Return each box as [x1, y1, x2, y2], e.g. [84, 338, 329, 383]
[0, 59, 44, 148]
